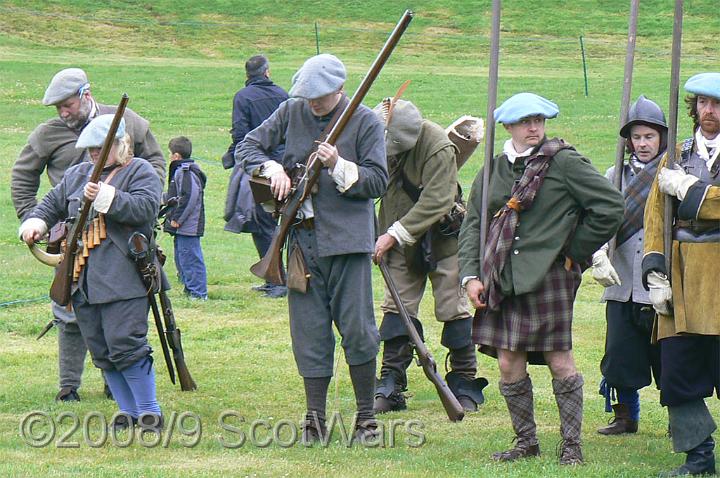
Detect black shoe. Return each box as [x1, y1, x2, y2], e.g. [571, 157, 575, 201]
[353, 419, 381, 446]
[110, 414, 137, 432]
[659, 437, 716, 477]
[300, 418, 328, 446]
[252, 283, 273, 292]
[373, 391, 407, 413]
[263, 285, 288, 299]
[55, 386, 80, 402]
[138, 413, 164, 434]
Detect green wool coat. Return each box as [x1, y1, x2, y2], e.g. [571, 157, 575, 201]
[459, 140, 625, 296]
[378, 120, 459, 266]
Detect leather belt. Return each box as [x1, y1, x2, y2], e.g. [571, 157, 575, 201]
[295, 217, 315, 230]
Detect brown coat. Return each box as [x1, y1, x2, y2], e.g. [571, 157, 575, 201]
[643, 148, 720, 339]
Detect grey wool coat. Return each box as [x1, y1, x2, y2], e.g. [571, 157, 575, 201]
[28, 158, 162, 304]
[12, 104, 165, 221]
[238, 97, 388, 256]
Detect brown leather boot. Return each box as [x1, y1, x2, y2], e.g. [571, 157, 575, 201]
[597, 403, 639, 435]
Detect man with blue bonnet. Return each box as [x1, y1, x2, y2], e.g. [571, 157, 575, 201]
[591, 95, 667, 436]
[459, 92, 624, 464]
[19, 114, 164, 431]
[223, 55, 289, 299]
[238, 54, 388, 444]
[643, 73, 720, 477]
[11, 67, 165, 403]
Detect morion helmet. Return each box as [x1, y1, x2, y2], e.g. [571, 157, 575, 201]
[620, 95, 667, 138]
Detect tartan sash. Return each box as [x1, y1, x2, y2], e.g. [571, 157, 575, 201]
[615, 154, 660, 246]
[481, 138, 574, 311]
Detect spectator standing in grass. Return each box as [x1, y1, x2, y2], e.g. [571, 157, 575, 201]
[163, 136, 208, 301]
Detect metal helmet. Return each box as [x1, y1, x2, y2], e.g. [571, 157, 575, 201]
[619, 95, 668, 138]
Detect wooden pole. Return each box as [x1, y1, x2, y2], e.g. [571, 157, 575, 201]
[608, 0, 640, 260]
[479, 0, 501, 279]
[664, 0, 684, 277]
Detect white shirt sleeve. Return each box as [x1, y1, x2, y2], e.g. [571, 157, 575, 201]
[93, 182, 116, 214]
[328, 156, 359, 193]
[18, 217, 48, 240]
[260, 160, 284, 178]
[387, 221, 415, 246]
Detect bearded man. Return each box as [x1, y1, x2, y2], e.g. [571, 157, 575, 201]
[643, 73, 720, 477]
[11, 67, 165, 401]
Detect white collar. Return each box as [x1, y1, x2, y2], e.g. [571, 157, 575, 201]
[503, 139, 534, 164]
[695, 128, 720, 169]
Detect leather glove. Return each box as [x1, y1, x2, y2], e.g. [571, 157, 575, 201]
[591, 250, 621, 287]
[647, 271, 672, 316]
[658, 166, 699, 201]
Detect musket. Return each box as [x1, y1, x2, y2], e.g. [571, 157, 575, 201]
[377, 260, 464, 422]
[36, 319, 55, 340]
[664, 0, 684, 278]
[607, 0, 640, 261]
[250, 10, 414, 285]
[45, 94, 129, 305]
[478, 0, 501, 278]
[158, 289, 197, 391]
[128, 232, 176, 386]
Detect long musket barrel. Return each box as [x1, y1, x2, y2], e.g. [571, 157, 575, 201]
[378, 260, 464, 422]
[250, 10, 414, 284]
[664, 0, 684, 277]
[479, 0, 501, 278]
[49, 94, 129, 305]
[608, 0, 640, 260]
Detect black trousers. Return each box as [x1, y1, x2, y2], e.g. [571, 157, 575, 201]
[600, 300, 661, 390]
[660, 334, 720, 407]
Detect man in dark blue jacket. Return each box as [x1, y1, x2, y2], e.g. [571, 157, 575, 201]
[223, 55, 288, 298]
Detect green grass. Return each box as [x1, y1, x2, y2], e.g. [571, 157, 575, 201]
[1, 1, 719, 477]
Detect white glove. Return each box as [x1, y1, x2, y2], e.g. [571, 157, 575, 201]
[658, 166, 699, 201]
[647, 271, 673, 316]
[591, 250, 621, 287]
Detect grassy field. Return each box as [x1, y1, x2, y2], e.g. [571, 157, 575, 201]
[0, 1, 719, 477]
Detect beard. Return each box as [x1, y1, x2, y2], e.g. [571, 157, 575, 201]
[61, 97, 92, 130]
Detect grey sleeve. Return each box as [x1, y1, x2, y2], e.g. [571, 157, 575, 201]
[106, 161, 161, 226]
[11, 143, 47, 221]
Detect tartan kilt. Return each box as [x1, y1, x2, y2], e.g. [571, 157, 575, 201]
[473, 260, 582, 364]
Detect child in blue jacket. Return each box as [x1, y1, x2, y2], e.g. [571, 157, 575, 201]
[164, 136, 208, 300]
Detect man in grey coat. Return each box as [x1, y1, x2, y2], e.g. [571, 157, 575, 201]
[591, 95, 666, 435]
[11, 67, 165, 401]
[238, 54, 387, 444]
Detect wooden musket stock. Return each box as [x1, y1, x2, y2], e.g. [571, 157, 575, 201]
[378, 260, 464, 422]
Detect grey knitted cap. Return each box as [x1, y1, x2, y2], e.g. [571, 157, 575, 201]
[289, 54, 346, 100]
[43, 68, 89, 106]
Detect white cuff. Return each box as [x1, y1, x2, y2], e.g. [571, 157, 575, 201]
[461, 276, 479, 288]
[387, 221, 415, 246]
[18, 217, 48, 240]
[329, 156, 359, 192]
[260, 160, 284, 178]
[676, 175, 700, 201]
[592, 249, 608, 263]
[93, 182, 115, 214]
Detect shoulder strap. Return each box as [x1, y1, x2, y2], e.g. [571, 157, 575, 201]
[680, 137, 694, 163]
